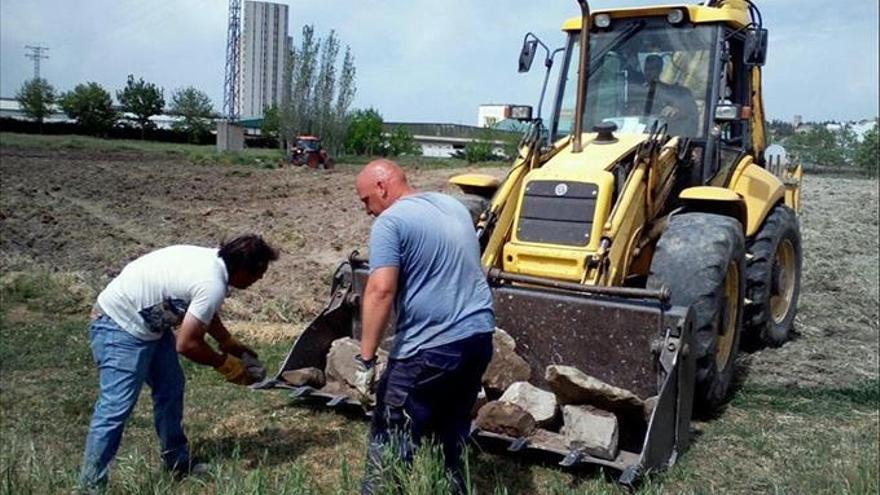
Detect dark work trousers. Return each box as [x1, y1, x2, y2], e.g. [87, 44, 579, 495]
[362, 332, 493, 494]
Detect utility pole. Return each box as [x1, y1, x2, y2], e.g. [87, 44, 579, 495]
[25, 44, 49, 80]
[223, 0, 242, 121]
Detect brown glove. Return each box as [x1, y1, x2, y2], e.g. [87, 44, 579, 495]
[218, 335, 258, 359]
[215, 354, 257, 385]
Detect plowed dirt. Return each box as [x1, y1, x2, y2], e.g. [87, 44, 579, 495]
[1, 146, 877, 390]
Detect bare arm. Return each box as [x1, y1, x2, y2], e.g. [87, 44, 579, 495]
[360, 267, 398, 361]
[206, 314, 232, 344]
[176, 313, 226, 367]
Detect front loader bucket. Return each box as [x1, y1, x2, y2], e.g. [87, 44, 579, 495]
[251, 260, 358, 394]
[256, 255, 696, 485]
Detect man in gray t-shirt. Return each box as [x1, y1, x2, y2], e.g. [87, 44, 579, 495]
[353, 159, 495, 494]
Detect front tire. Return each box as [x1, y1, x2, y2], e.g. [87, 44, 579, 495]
[743, 205, 802, 348]
[647, 212, 746, 415]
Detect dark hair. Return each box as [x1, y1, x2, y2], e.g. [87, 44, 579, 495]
[218, 234, 279, 275]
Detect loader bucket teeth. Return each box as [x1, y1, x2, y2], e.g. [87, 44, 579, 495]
[508, 437, 530, 452]
[560, 449, 584, 467]
[289, 386, 316, 399]
[327, 395, 350, 408]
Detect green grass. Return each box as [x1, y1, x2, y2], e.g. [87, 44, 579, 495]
[0, 270, 877, 494]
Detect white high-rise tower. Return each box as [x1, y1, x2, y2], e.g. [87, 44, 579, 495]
[238, 0, 289, 119]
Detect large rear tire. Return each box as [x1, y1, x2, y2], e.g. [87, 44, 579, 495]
[454, 194, 490, 225]
[743, 205, 802, 348]
[647, 212, 745, 415]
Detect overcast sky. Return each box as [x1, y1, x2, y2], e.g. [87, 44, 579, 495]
[1, 0, 877, 124]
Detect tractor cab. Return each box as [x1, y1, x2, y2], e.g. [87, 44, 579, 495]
[295, 136, 321, 152]
[289, 135, 334, 169]
[547, 2, 768, 184]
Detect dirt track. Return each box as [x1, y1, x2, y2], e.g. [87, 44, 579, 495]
[1, 147, 877, 389]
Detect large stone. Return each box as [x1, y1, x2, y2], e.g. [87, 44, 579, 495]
[499, 381, 557, 426]
[561, 405, 619, 460]
[482, 328, 531, 395]
[471, 387, 489, 417]
[324, 337, 388, 402]
[475, 401, 536, 438]
[528, 429, 567, 452]
[545, 365, 644, 415]
[281, 367, 326, 388]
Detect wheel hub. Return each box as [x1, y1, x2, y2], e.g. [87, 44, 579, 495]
[770, 239, 796, 324]
[715, 261, 739, 371]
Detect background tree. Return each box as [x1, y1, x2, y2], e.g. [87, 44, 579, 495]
[854, 121, 879, 177]
[344, 108, 384, 155]
[59, 82, 117, 136]
[386, 126, 418, 156]
[836, 125, 859, 165]
[261, 105, 281, 145]
[281, 25, 356, 154]
[786, 126, 845, 167]
[15, 78, 56, 130]
[116, 75, 164, 139]
[313, 30, 339, 140]
[283, 25, 320, 142]
[332, 46, 357, 154]
[169, 87, 214, 143]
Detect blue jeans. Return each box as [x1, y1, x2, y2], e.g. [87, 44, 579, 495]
[79, 316, 189, 488]
[362, 332, 493, 494]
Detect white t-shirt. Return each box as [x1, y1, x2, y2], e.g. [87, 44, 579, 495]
[97, 245, 229, 341]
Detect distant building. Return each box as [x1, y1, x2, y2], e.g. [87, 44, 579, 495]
[477, 103, 532, 127]
[0, 97, 183, 129]
[238, 0, 290, 120]
[384, 122, 521, 158]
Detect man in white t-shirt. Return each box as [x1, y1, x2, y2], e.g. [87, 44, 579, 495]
[79, 234, 279, 490]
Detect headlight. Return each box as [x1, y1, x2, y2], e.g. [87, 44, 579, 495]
[594, 14, 612, 29]
[667, 9, 685, 24]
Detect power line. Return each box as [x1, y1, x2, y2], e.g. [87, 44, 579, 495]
[25, 44, 49, 80]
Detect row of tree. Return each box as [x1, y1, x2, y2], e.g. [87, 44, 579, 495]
[768, 119, 879, 176]
[16, 76, 215, 142]
[257, 26, 358, 154]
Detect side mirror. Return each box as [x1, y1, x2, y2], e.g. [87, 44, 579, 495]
[518, 39, 538, 73]
[744, 28, 768, 66]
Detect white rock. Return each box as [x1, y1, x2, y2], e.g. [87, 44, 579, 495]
[499, 381, 557, 426]
[561, 405, 619, 460]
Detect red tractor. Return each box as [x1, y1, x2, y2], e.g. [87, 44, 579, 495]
[289, 135, 334, 170]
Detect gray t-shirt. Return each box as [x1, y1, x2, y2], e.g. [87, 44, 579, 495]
[369, 192, 495, 359]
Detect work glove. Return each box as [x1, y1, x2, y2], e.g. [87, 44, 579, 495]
[215, 354, 259, 385]
[353, 354, 378, 401]
[241, 351, 267, 382]
[218, 334, 258, 359]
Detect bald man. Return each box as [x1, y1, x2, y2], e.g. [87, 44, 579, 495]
[353, 159, 495, 494]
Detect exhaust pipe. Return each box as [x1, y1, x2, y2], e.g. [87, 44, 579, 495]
[572, 0, 591, 153]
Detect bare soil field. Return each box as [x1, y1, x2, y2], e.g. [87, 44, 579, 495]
[1, 138, 877, 494]
[0, 146, 498, 325]
[2, 145, 876, 389]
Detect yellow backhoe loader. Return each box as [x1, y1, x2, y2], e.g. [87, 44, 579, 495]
[257, 0, 803, 484]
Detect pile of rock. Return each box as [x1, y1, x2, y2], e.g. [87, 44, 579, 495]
[475, 364, 653, 460]
[281, 329, 657, 460]
[474, 330, 658, 461]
